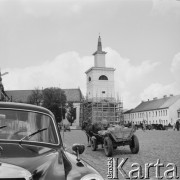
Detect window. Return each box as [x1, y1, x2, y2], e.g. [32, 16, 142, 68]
[99, 75, 108, 80]
[88, 77, 91, 82]
[178, 112, 180, 118]
[0, 109, 58, 144]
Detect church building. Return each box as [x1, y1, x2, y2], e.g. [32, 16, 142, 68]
[1, 35, 122, 127]
[80, 36, 123, 125]
[85, 36, 116, 102]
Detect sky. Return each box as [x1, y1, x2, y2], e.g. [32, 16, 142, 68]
[0, 0, 180, 109]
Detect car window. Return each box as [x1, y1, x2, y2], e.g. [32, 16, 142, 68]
[0, 109, 58, 144]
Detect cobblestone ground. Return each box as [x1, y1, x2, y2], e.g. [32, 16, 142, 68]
[61, 129, 180, 180]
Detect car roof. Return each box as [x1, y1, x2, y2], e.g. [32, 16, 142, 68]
[0, 102, 54, 116]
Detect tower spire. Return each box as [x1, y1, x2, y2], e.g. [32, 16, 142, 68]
[93, 35, 107, 56]
[97, 35, 102, 52]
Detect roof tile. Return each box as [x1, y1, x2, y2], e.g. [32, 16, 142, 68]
[131, 95, 180, 112]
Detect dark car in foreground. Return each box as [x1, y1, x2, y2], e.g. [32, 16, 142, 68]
[0, 102, 104, 180]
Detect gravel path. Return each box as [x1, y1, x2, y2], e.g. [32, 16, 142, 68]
[61, 129, 180, 180]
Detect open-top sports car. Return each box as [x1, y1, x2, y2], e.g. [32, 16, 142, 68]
[0, 102, 104, 180]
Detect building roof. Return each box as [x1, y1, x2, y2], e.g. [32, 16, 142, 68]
[85, 67, 115, 74]
[92, 35, 107, 56]
[5, 88, 83, 103]
[123, 109, 134, 114]
[131, 94, 180, 113]
[63, 89, 83, 102]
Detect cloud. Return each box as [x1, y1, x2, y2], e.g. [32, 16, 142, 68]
[151, 0, 180, 17]
[139, 52, 180, 103]
[20, 0, 83, 18]
[140, 82, 179, 101]
[171, 52, 180, 83]
[2, 47, 160, 109]
[105, 47, 159, 90]
[3, 51, 93, 94]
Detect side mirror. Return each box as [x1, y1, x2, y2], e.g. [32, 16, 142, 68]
[72, 144, 85, 155]
[72, 144, 85, 167]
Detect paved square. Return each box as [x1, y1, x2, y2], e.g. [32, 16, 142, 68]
[61, 129, 180, 180]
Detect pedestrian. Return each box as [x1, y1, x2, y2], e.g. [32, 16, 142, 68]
[173, 123, 176, 131]
[142, 120, 146, 131]
[176, 120, 179, 131]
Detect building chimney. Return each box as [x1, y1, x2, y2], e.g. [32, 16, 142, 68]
[163, 95, 167, 98]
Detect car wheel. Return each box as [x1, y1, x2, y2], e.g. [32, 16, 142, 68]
[104, 137, 113, 157]
[129, 134, 139, 154]
[91, 138, 97, 151]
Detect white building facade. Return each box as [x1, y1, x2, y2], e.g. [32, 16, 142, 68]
[85, 36, 115, 102]
[124, 95, 180, 125]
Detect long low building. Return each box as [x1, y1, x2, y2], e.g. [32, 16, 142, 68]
[5, 88, 83, 127]
[124, 94, 180, 126]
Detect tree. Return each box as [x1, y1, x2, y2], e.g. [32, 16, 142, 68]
[42, 87, 66, 123]
[66, 102, 76, 125]
[27, 88, 43, 106]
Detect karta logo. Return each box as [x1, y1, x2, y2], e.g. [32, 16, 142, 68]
[107, 158, 179, 179]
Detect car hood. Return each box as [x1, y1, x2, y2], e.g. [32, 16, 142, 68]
[0, 143, 103, 180]
[0, 162, 32, 179]
[63, 151, 103, 179]
[0, 142, 66, 179]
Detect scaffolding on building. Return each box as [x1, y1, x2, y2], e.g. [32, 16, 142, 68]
[80, 98, 124, 127]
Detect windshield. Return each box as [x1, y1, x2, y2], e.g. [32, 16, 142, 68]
[0, 109, 58, 144]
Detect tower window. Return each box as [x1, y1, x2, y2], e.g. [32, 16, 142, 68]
[89, 77, 91, 81]
[99, 75, 108, 80]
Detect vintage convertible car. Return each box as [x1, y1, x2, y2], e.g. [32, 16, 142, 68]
[0, 102, 104, 180]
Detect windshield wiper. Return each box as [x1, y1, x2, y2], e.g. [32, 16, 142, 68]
[20, 128, 47, 143]
[0, 125, 7, 130]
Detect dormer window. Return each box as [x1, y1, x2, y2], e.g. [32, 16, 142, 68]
[99, 75, 108, 80]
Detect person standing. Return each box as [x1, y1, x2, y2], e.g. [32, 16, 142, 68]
[142, 120, 146, 131]
[173, 123, 176, 131]
[176, 120, 179, 131]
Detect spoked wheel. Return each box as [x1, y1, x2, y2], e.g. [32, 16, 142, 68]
[104, 136, 113, 157]
[91, 137, 97, 151]
[129, 134, 139, 154]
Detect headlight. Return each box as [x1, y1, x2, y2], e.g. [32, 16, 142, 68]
[80, 174, 104, 180]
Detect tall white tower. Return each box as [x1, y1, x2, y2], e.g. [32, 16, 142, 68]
[85, 36, 115, 102]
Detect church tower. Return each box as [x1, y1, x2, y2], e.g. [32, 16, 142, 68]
[85, 36, 115, 102]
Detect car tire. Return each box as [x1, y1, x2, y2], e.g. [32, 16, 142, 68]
[104, 137, 113, 157]
[91, 138, 97, 151]
[130, 134, 139, 154]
